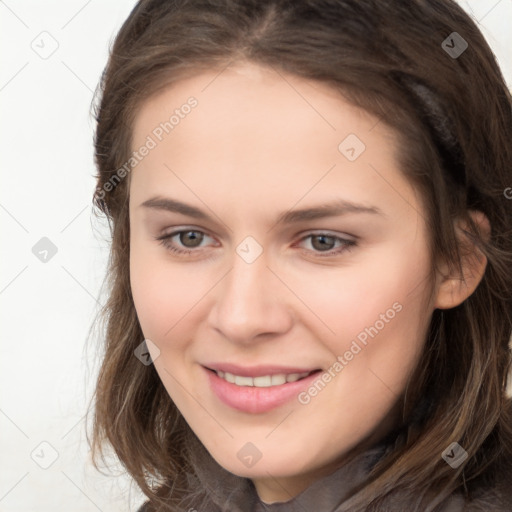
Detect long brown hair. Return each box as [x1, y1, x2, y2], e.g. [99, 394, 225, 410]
[87, 1, 512, 510]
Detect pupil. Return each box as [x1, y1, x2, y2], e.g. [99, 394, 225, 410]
[181, 231, 203, 247]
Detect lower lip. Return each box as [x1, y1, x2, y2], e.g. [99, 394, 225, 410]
[204, 367, 322, 414]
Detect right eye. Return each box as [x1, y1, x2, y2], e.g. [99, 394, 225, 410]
[156, 228, 218, 255]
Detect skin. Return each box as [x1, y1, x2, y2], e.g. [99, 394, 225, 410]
[128, 63, 488, 504]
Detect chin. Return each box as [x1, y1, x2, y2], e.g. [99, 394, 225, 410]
[211, 447, 313, 479]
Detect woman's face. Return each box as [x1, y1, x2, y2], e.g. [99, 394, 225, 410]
[129, 63, 438, 503]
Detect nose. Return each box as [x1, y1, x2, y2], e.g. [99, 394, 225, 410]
[207, 248, 294, 345]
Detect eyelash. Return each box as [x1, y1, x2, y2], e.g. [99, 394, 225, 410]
[155, 229, 357, 258]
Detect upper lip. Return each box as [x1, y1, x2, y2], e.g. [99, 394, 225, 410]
[204, 363, 321, 377]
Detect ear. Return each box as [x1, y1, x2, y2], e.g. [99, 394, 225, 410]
[434, 210, 490, 310]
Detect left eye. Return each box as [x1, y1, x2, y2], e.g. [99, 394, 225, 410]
[295, 233, 356, 255]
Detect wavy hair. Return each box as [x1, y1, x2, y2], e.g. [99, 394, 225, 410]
[87, 1, 512, 510]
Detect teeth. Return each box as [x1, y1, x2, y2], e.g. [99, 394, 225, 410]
[216, 370, 311, 387]
[235, 375, 253, 386]
[271, 374, 286, 386]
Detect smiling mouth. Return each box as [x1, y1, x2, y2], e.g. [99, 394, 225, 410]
[206, 368, 322, 388]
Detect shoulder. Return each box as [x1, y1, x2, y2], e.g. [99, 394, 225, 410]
[442, 472, 512, 512]
[463, 478, 512, 511]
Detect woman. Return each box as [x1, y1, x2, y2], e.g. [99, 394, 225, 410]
[88, 0, 512, 510]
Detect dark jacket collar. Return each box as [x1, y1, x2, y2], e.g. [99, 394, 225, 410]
[184, 430, 394, 512]
[136, 429, 512, 512]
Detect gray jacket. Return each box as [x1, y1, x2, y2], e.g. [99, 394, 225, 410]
[137, 433, 512, 511]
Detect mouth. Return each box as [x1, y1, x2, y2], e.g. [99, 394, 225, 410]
[203, 365, 324, 414]
[205, 367, 322, 388]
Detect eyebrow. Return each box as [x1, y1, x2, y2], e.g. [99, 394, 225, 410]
[140, 196, 384, 225]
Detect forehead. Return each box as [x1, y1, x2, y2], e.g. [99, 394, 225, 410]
[132, 62, 384, 151]
[129, 63, 418, 224]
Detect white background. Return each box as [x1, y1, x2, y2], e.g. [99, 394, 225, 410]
[1, 1, 511, 511]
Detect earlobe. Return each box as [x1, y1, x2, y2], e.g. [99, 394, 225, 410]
[434, 210, 490, 310]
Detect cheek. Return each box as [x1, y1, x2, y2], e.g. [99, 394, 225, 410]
[129, 239, 201, 343]
[290, 244, 431, 395]
[288, 244, 430, 342]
